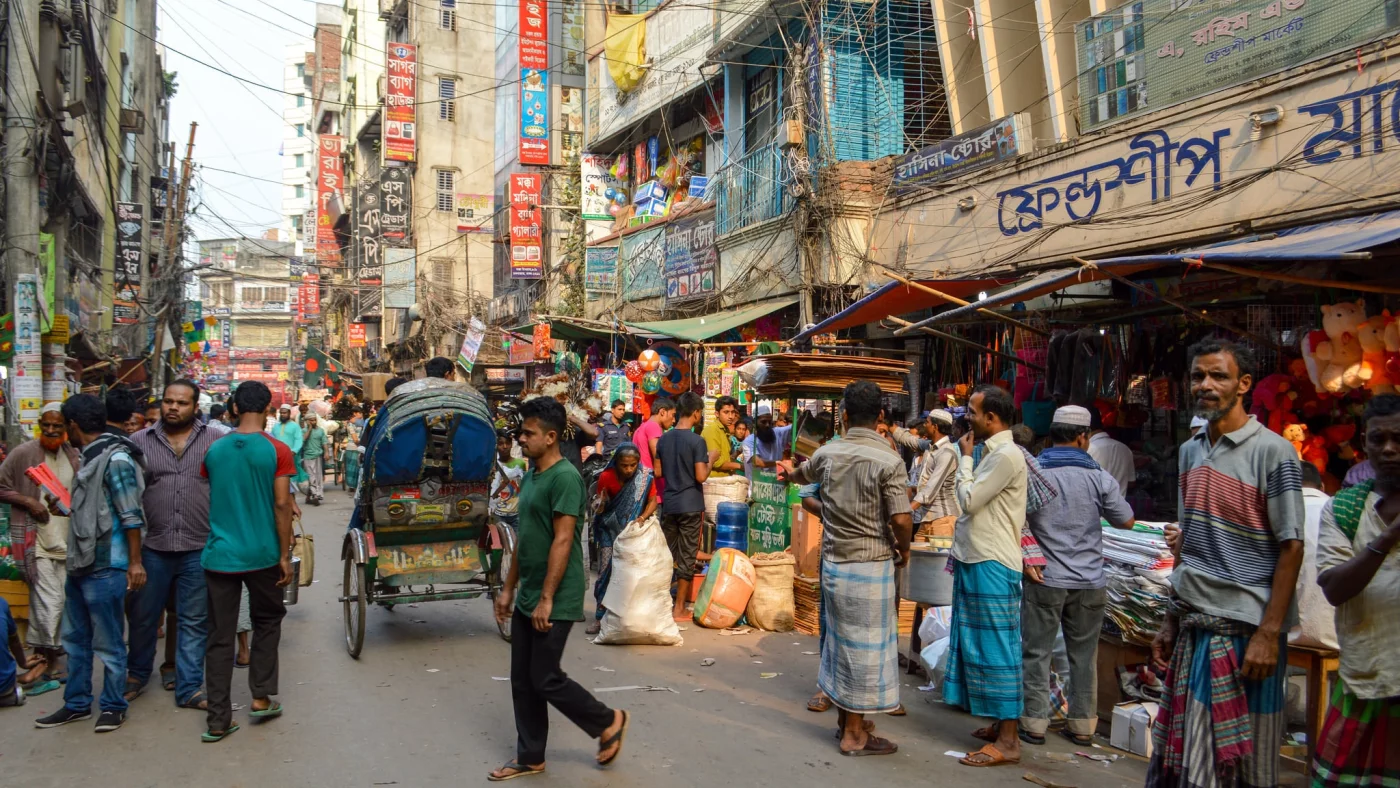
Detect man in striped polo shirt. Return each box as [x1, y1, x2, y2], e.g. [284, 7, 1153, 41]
[1148, 339, 1304, 788]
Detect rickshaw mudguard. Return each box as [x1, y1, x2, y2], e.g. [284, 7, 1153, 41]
[343, 528, 371, 564]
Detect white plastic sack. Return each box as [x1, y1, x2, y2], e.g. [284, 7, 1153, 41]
[595, 516, 683, 646]
[918, 606, 951, 644]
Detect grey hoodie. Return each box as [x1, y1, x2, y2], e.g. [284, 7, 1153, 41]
[67, 430, 147, 575]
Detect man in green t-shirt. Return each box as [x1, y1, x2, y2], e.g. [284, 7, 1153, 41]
[199, 381, 295, 744]
[702, 395, 742, 477]
[490, 397, 628, 782]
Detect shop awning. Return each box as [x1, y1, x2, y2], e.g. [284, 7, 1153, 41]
[509, 316, 640, 343]
[624, 296, 799, 343]
[918, 209, 1400, 327]
[789, 276, 1013, 343]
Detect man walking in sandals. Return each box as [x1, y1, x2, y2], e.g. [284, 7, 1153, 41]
[490, 397, 628, 781]
[200, 381, 296, 742]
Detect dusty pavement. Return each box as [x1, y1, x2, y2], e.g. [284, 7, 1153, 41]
[0, 487, 1149, 788]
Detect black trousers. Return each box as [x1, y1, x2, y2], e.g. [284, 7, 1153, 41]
[510, 608, 614, 763]
[205, 566, 286, 732]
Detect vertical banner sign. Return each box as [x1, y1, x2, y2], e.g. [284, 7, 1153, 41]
[532, 322, 552, 361]
[382, 248, 417, 309]
[508, 173, 543, 279]
[583, 246, 619, 293]
[457, 317, 486, 374]
[580, 152, 627, 219]
[113, 202, 143, 324]
[316, 136, 344, 265]
[356, 177, 383, 285]
[302, 273, 321, 318]
[384, 44, 417, 163]
[348, 322, 367, 348]
[379, 167, 412, 245]
[519, 0, 549, 165]
[748, 468, 792, 553]
[13, 274, 42, 424]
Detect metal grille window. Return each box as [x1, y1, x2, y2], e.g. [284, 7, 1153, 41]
[435, 169, 455, 212]
[890, 0, 951, 149]
[431, 258, 453, 285]
[440, 9, 456, 30]
[744, 69, 777, 155]
[439, 77, 457, 121]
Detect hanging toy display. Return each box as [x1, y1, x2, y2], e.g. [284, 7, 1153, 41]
[641, 370, 663, 394]
[638, 348, 661, 371]
[651, 342, 691, 395]
[624, 360, 645, 383]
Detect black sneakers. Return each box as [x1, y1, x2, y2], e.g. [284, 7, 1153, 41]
[94, 709, 126, 732]
[34, 706, 91, 728]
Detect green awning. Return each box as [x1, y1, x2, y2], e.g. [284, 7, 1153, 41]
[624, 296, 799, 343]
[508, 316, 633, 343]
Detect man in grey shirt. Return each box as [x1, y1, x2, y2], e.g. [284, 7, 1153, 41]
[1020, 406, 1134, 746]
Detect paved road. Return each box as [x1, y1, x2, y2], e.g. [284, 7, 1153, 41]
[0, 487, 1149, 788]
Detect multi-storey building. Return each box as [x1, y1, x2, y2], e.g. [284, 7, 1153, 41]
[281, 44, 316, 248]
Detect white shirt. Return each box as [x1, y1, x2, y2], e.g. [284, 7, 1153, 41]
[952, 430, 1027, 573]
[1291, 487, 1337, 649]
[1316, 491, 1400, 699]
[1088, 432, 1135, 492]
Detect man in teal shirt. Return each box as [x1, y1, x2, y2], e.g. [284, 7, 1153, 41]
[490, 397, 627, 781]
[200, 381, 295, 743]
[269, 405, 304, 495]
[300, 413, 327, 506]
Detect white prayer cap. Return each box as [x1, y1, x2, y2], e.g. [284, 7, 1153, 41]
[928, 409, 954, 426]
[40, 401, 63, 416]
[1051, 405, 1092, 428]
[755, 403, 772, 417]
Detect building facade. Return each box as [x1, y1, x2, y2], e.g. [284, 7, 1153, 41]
[281, 44, 317, 248]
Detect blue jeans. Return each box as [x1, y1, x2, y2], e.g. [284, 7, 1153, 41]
[62, 568, 129, 714]
[127, 548, 208, 704]
[0, 597, 18, 692]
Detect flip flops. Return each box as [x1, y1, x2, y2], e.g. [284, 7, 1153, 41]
[486, 762, 545, 781]
[840, 735, 898, 757]
[122, 679, 145, 702]
[24, 679, 60, 697]
[249, 701, 283, 720]
[959, 743, 1020, 767]
[201, 723, 240, 743]
[1059, 728, 1094, 746]
[161, 665, 177, 691]
[597, 710, 629, 767]
[179, 690, 208, 710]
[807, 694, 832, 713]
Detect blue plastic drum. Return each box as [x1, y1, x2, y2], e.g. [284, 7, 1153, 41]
[715, 501, 749, 553]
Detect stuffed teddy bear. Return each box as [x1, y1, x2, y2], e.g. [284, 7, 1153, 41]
[1355, 314, 1396, 394]
[1282, 423, 1307, 459]
[1305, 301, 1367, 393]
[1383, 313, 1400, 381]
[1301, 434, 1330, 474]
[1250, 373, 1299, 433]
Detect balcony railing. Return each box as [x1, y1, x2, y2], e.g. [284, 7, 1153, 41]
[714, 144, 791, 236]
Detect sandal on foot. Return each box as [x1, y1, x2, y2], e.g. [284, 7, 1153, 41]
[1019, 730, 1046, 746]
[841, 735, 898, 756]
[201, 724, 240, 743]
[160, 665, 177, 691]
[832, 720, 877, 740]
[487, 762, 545, 781]
[888, 703, 906, 717]
[249, 701, 283, 720]
[122, 679, 145, 702]
[179, 690, 208, 710]
[24, 679, 60, 697]
[971, 725, 999, 743]
[1059, 728, 1093, 746]
[807, 695, 832, 713]
[234, 658, 250, 669]
[585, 620, 601, 636]
[959, 743, 1020, 767]
[597, 710, 629, 766]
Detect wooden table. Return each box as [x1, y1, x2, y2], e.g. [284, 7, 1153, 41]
[1282, 645, 1340, 775]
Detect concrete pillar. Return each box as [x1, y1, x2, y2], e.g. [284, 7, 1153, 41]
[931, 0, 992, 132]
[4, 0, 43, 439]
[979, 0, 1052, 142]
[1035, 0, 1091, 142]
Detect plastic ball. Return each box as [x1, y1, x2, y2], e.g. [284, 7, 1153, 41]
[638, 348, 661, 371]
[609, 204, 621, 217]
[624, 360, 644, 382]
[604, 187, 617, 201]
[641, 371, 663, 394]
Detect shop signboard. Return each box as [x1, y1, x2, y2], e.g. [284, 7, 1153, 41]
[348, 322, 367, 348]
[355, 176, 383, 285]
[457, 317, 486, 374]
[584, 246, 619, 293]
[486, 367, 527, 383]
[379, 166, 411, 245]
[113, 202, 142, 324]
[316, 135, 344, 264]
[302, 273, 321, 318]
[893, 114, 1032, 195]
[620, 227, 664, 301]
[508, 173, 544, 279]
[663, 209, 718, 304]
[519, 0, 550, 165]
[580, 152, 627, 219]
[748, 468, 791, 553]
[384, 43, 417, 162]
[508, 332, 536, 365]
[383, 248, 416, 309]
[456, 193, 493, 233]
[1076, 0, 1400, 132]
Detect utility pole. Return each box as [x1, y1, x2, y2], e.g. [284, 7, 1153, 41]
[3, 0, 42, 442]
[150, 122, 197, 388]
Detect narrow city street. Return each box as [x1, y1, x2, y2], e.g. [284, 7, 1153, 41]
[1, 488, 1148, 788]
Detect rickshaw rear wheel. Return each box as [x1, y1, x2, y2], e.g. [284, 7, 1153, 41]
[488, 522, 517, 643]
[344, 556, 366, 658]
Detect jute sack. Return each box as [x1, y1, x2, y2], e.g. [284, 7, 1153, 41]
[746, 551, 796, 632]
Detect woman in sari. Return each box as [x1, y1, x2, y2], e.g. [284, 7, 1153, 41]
[585, 443, 658, 635]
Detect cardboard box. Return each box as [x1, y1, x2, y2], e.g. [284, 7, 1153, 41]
[634, 180, 668, 203]
[790, 506, 822, 577]
[363, 373, 392, 402]
[1111, 701, 1158, 757]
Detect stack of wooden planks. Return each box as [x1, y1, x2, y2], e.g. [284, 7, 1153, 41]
[755, 353, 912, 396]
[793, 574, 821, 636]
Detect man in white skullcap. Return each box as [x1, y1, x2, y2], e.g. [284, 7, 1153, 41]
[910, 409, 960, 539]
[1018, 405, 1135, 746]
[0, 402, 82, 692]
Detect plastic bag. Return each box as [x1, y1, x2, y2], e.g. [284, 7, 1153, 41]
[595, 516, 683, 646]
[692, 548, 756, 629]
[746, 552, 795, 632]
[917, 606, 951, 644]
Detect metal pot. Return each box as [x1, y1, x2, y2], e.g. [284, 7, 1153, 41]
[283, 556, 302, 605]
[899, 546, 952, 606]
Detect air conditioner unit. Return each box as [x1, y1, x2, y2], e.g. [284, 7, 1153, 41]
[119, 107, 145, 133]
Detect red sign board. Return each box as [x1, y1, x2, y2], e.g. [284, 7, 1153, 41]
[316, 136, 343, 265]
[384, 44, 417, 163]
[508, 173, 543, 279]
[518, 0, 549, 165]
[519, 0, 547, 70]
[348, 322, 367, 348]
[302, 273, 321, 318]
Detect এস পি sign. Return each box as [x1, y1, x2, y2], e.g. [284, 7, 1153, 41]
[747, 468, 791, 553]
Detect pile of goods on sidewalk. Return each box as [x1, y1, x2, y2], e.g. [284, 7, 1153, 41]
[1101, 521, 1174, 646]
